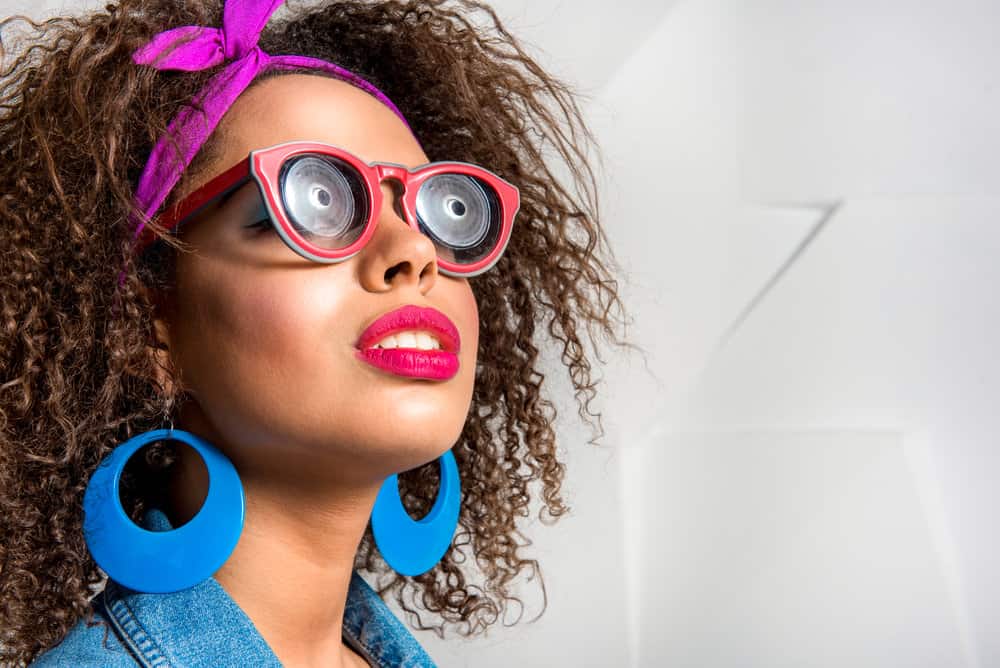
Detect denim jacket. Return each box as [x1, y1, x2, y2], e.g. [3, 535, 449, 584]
[30, 507, 437, 667]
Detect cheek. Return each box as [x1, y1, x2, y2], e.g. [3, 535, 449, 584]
[447, 280, 478, 391]
[461, 282, 479, 355]
[172, 264, 346, 427]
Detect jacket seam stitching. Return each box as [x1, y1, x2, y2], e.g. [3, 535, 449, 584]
[342, 625, 386, 668]
[100, 586, 172, 668]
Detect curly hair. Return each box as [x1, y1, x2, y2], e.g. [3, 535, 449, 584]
[0, 0, 640, 663]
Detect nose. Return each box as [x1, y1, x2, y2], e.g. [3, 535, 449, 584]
[355, 177, 439, 294]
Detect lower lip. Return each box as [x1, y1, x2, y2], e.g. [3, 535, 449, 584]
[355, 347, 459, 380]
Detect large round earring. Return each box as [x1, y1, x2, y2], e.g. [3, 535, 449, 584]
[370, 448, 462, 576]
[83, 427, 245, 594]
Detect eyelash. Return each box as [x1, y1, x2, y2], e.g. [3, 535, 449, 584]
[244, 217, 271, 233]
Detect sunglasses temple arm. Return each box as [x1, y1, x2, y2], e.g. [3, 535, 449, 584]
[173, 175, 255, 236]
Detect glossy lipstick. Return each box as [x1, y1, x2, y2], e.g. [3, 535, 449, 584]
[355, 304, 461, 380]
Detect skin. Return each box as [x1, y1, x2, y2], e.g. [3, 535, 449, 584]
[147, 73, 479, 668]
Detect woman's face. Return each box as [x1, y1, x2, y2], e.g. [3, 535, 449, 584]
[156, 73, 479, 489]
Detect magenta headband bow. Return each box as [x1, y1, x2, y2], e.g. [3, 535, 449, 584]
[128, 0, 417, 254]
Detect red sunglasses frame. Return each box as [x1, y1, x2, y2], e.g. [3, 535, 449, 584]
[136, 140, 520, 277]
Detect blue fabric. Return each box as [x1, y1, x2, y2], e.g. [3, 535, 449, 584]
[30, 507, 437, 667]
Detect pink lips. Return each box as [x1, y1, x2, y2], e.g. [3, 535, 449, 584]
[354, 304, 461, 380]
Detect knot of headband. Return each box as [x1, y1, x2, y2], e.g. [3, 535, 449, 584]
[133, 0, 279, 69]
[128, 0, 416, 252]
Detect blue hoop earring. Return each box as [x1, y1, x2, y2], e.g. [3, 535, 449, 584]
[82, 427, 245, 594]
[83, 428, 461, 591]
[371, 448, 462, 576]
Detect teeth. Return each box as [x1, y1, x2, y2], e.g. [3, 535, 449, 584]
[415, 332, 439, 350]
[397, 331, 417, 349]
[370, 330, 442, 351]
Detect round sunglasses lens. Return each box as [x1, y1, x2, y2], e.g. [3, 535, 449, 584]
[280, 155, 368, 247]
[415, 173, 502, 266]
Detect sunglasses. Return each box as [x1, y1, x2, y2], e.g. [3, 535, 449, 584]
[138, 140, 521, 278]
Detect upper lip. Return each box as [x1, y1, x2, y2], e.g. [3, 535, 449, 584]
[355, 304, 461, 353]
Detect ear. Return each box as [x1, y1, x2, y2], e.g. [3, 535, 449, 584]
[137, 281, 178, 395]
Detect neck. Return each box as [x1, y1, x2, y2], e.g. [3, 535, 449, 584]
[165, 424, 380, 668]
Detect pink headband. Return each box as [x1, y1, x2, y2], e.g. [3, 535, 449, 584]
[121, 0, 418, 285]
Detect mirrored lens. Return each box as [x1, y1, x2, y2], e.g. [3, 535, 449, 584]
[280, 155, 369, 248]
[415, 173, 502, 266]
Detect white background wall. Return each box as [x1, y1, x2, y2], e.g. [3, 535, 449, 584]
[4, 1, 998, 666]
[583, 1, 998, 666]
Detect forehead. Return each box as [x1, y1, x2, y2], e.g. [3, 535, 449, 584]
[209, 72, 427, 176]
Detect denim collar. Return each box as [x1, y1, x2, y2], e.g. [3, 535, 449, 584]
[97, 507, 436, 667]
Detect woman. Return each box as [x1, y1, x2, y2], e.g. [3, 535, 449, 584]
[0, 0, 635, 665]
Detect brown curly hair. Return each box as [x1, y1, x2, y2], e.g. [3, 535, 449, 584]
[0, 0, 641, 663]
